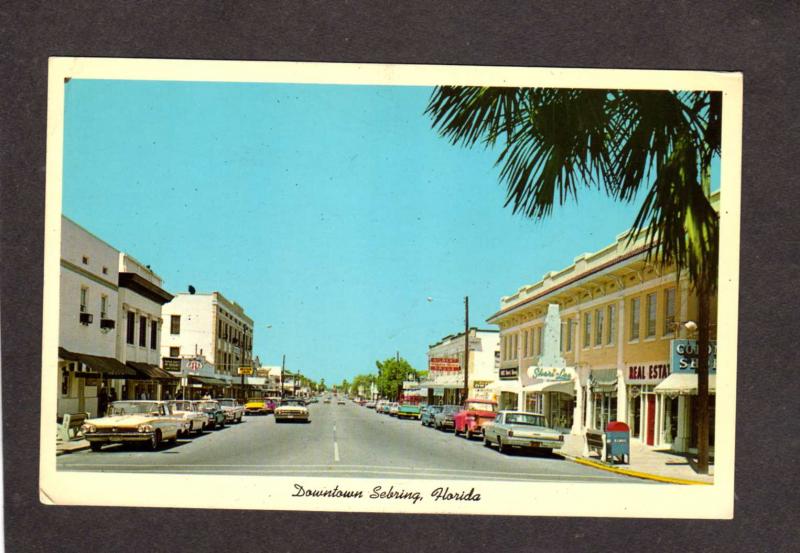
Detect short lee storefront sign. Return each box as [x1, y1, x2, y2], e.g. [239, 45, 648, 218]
[499, 367, 519, 380]
[671, 339, 717, 373]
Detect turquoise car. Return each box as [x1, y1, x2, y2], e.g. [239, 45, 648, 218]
[396, 404, 421, 420]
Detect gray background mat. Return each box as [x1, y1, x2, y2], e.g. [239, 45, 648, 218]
[2, 1, 798, 551]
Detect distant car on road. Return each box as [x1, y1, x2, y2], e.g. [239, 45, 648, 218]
[244, 397, 270, 415]
[433, 405, 461, 431]
[216, 398, 244, 424]
[337, 398, 346, 405]
[454, 399, 498, 439]
[274, 398, 310, 423]
[81, 400, 181, 451]
[388, 402, 400, 416]
[396, 404, 421, 420]
[482, 411, 565, 454]
[365, 401, 376, 409]
[420, 405, 443, 427]
[324, 397, 332, 404]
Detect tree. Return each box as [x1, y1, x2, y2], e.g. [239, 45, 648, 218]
[426, 87, 720, 474]
[375, 357, 419, 401]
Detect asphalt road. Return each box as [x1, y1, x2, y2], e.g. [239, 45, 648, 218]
[58, 401, 642, 483]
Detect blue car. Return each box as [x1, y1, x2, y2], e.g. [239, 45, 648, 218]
[421, 405, 443, 427]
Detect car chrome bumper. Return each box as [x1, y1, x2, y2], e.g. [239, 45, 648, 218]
[86, 431, 155, 442]
[506, 436, 563, 448]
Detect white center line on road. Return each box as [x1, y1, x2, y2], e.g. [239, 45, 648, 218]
[333, 422, 340, 462]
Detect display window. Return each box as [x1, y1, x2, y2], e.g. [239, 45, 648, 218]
[593, 391, 617, 429]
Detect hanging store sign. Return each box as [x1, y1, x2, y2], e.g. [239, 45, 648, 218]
[162, 357, 182, 371]
[499, 367, 519, 380]
[186, 359, 203, 372]
[256, 368, 270, 377]
[671, 340, 717, 374]
[472, 381, 490, 389]
[429, 357, 461, 372]
[625, 362, 670, 384]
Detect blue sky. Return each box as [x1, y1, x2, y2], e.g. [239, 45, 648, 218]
[62, 80, 718, 384]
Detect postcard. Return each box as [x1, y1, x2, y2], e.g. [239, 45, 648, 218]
[40, 57, 742, 518]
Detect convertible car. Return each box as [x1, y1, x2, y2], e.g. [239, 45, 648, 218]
[274, 398, 310, 423]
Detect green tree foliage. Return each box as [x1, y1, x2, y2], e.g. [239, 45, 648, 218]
[375, 357, 419, 401]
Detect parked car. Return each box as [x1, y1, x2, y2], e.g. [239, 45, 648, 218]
[81, 400, 182, 451]
[195, 400, 226, 429]
[365, 401, 376, 409]
[216, 398, 244, 423]
[396, 404, 421, 420]
[421, 405, 443, 427]
[324, 397, 332, 404]
[454, 399, 498, 439]
[433, 405, 461, 431]
[274, 398, 310, 423]
[337, 398, 346, 405]
[388, 402, 400, 416]
[169, 399, 208, 436]
[483, 411, 565, 454]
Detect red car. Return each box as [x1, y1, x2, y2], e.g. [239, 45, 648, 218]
[454, 399, 498, 440]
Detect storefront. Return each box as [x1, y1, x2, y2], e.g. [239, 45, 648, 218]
[522, 379, 576, 431]
[587, 368, 618, 431]
[624, 361, 671, 446]
[486, 373, 523, 410]
[58, 347, 140, 418]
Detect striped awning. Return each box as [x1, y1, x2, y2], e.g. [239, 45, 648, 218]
[59, 347, 138, 378]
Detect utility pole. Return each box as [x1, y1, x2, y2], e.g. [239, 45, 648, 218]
[463, 295, 469, 404]
[280, 354, 286, 399]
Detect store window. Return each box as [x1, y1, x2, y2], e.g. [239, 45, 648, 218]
[664, 287, 676, 336]
[583, 312, 591, 348]
[594, 308, 604, 346]
[593, 391, 617, 429]
[630, 297, 641, 340]
[607, 304, 616, 345]
[646, 292, 657, 337]
[525, 393, 543, 414]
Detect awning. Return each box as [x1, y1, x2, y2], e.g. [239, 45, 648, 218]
[523, 380, 576, 396]
[189, 376, 228, 386]
[59, 347, 138, 378]
[420, 381, 464, 389]
[590, 368, 618, 392]
[127, 361, 178, 380]
[654, 373, 717, 395]
[486, 381, 523, 394]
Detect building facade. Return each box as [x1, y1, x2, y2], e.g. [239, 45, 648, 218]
[487, 197, 719, 453]
[422, 328, 500, 405]
[57, 217, 173, 418]
[160, 292, 254, 398]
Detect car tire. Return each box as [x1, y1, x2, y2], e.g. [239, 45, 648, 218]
[498, 438, 508, 454]
[89, 442, 103, 452]
[483, 435, 491, 447]
[465, 429, 473, 440]
[149, 430, 161, 451]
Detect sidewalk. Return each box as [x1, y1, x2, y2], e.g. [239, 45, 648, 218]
[56, 424, 90, 456]
[556, 434, 714, 484]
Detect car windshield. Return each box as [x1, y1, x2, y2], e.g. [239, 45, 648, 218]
[108, 401, 161, 416]
[505, 413, 547, 427]
[247, 398, 265, 403]
[218, 399, 236, 407]
[441, 405, 459, 414]
[198, 401, 219, 410]
[171, 401, 193, 411]
[465, 401, 497, 412]
[281, 400, 304, 407]
[428, 405, 443, 413]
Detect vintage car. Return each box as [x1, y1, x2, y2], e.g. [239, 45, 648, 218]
[169, 399, 208, 436]
[337, 397, 347, 405]
[216, 398, 245, 423]
[365, 401, 376, 409]
[388, 402, 400, 416]
[195, 400, 226, 429]
[274, 398, 310, 423]
[81, 400, 182, 451]
[244, 397, 271, 415]
[483, 411, 565, 454]
[396, 404, 421, 420]
[454, 399, 499, 439]
[433, 405, 462, 431]
[323, 397, 332, 404]
[420, 404, 443, 427]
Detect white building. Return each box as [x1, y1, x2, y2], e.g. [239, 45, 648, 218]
[57, 217, 173, 418]
[160, 292, 254, 397]
[422, 328, 500, 405]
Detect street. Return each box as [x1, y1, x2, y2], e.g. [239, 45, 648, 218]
[58, 401, 645, 483]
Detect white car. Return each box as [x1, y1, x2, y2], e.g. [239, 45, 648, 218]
[81, 400, 182, 451]
[169, 400, 208, 435]
[274, 398, 310, 423]
[216, 398, 244, 423]
[483, 411, 565, 454]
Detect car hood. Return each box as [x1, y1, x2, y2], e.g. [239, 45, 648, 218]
[87, 414, 162, 427]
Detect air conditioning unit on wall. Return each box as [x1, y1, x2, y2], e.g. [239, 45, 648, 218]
[100, 318, 116, 330]
[79, 312, 93, 325]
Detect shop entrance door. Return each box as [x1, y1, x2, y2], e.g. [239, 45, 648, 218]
[646, 395, 655, 445]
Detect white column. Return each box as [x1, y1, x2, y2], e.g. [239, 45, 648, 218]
[674, 395, 690, 452]
[571, 378, 583, 435]
[615, 298, 627, 423]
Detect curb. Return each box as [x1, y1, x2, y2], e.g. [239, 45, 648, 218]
[559, 453, 713, 485]
[56, 443, 91, 456]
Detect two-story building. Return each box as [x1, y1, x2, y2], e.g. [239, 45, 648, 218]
[487, 195, 718, 453]
[422, 328, 500, 405]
